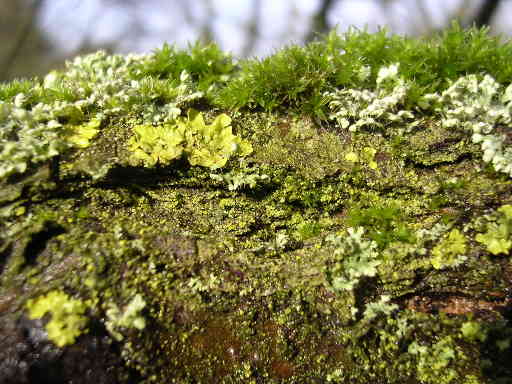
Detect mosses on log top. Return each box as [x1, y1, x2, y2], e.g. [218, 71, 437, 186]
[1, 23, 512, 383]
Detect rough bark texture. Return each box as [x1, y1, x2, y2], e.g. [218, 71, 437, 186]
[1, 27, 512, 383]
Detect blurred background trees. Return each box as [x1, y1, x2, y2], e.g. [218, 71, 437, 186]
[0, 0, 508, 82]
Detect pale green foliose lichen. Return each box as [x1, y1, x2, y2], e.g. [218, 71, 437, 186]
[430, 228, 467, 269]
[325, 63, 512, 178]
[66, 118, 101, 148]
[105, 294, 147, 341]
[362, 295, 398, 321]
[475, 204, 512, 255]
[210, 168, 269, 190]
[344, 146, 378, 169]
[421, 74, 512, 177]
[408, 336, 461, 384]
[461, 321, 487, 343]
[325, 227, 380, 292]
[0, 97, 67, 179]
[25, 290, 90, 347]
[0, 52, 204, 181]
[44, 52, 202, 120]
[128, 110, 253, 169]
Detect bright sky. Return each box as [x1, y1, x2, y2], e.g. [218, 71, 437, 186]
[39, 0, 511, 58]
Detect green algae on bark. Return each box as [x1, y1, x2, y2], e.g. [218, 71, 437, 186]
[1, 24, 512, 383]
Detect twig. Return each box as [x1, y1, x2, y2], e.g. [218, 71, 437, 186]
[464, 0, 501, 28]
[305, 0, 338, 43]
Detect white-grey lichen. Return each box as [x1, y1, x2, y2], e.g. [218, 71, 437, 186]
[0, 98, 67, 179]
[209, 168, 269, 190]
[325, 227, 380, 292]
[325, 62, 512, 178]
[426, 74, 512, 177]
[0, 51, 203, 181]
[105, 293, 147, 341]
[324, 63, 417, 133]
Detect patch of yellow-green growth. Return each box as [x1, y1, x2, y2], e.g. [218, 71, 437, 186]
[475, 204, 512, 255]
[294, 220, 323, 241]
[25, 290, 90, 347]
[250, 114, 348, 180]
[128, 109, 252, 169]
[105, 294, 147, 341]
[461, 320, 487, 343]
[344, 146, 378, 169]
[66, 118, 101, 148]
[430, 228, 467, 269]
[408, 336, 462, 384]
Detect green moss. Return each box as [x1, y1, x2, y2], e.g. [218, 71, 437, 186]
[216, 22, 512, 115]
[132, 41, 235, 94]
[3, 24, 512, 383]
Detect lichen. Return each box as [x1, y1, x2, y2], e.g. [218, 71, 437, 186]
[422, 74, 512, 177]
[408, 336, 460, 384]
[210, 167, 269, 191]
[430, 228, 467, 270]
[65, 118, 101, 148]
[128, 109, 252, 169]
[25, 290, 90, 347]
[3, 25, 512, 383]
[105, 294, 147, 341]
[475, 204, 512, 255]
[325, 227, 380, 294]
[325, 63, 418, 134]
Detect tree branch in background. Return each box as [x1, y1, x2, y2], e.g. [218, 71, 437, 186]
[241, 0, 261, 57]
[305, 0, 338, 43]
[1, 0, 44, 81]
[464, 0, 501, 28]
[415, 0, 435, 33]
[198, 0, 215, 45]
